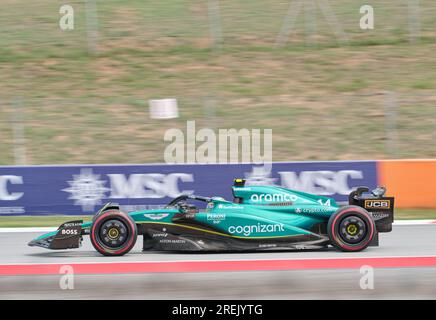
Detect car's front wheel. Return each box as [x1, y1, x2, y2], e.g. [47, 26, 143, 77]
[90, 210, 137, 256]
[327, 206, 375, 252]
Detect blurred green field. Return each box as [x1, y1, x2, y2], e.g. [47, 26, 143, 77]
[0, 216, 92, 227]
[0, 209, 434, 227]
[0, 1, 436, 164]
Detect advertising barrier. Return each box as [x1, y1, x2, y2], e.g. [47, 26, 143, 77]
[0, 161, 377, 216]
[378, 159, 436, 208]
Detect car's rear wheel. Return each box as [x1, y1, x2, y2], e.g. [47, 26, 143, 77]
[327, 206, 375, 252]
[90, 210, 137, 256]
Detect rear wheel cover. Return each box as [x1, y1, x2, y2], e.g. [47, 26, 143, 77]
[328, 206, 375, 252]
[91, 210, 137, 256]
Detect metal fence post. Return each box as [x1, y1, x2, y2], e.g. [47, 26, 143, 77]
[408, 0, 421, 43]
[276, 0, 348, 47]
[204, 96, 217, 129]
[208, 0, 223, 53]
[304, 0, 317, 46]
[11, 99, 26, 165]
[383, 91, 399, 159]
[316, 0, 349, 45]
[276, 0, 303, 47]
[85, 0, 100, 55]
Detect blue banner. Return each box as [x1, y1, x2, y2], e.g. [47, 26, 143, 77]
[0, 161, 377, 216]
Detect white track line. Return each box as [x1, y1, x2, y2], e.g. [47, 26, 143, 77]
[0, 220, 434, 233]
[0, 227, 57, 233]
[393, 219, 436, 225]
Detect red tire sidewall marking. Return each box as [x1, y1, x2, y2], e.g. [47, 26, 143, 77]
[91, 210, 136, 255]
[330, 208, 374, 251]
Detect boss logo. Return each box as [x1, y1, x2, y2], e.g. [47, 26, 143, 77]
[364, 200, 391, 210]
[61, 229, 79, 235]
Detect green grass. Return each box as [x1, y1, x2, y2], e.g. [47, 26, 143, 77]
[0, 209, 434, 227]
[394, 209, 436, 220]
[0, 1, 436, 164]
[0, 216, 92, 228]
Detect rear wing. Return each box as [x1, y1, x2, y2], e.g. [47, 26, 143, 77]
[349, 186, 394, 233]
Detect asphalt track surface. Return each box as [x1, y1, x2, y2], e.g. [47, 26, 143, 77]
[1, 225, 436, 299]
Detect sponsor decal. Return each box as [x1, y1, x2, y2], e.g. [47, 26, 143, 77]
[259, 243, 277, 248]
[0, 207, 25, 214]
[371, 212, 390, 220]
[60, 229, 79, 235]
[295, 207, 331, 214]
[294, 244, 308, 250]
[152, 232, 168, 238]
[228, 223, 285, 236]
[144, 213, 170, 220]
[233, 187, 252, 191]
[217, 204, 243, 209]
[250, 193, 297, 203]
[183, 213, 196, 219]
[62, 222, 82, 228]
[160, 239, 186, 244]
[364, 199, 391, 210]
[207, 213, 226, 224]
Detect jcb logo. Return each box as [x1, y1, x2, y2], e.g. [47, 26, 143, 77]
[364, 200, 390, 210]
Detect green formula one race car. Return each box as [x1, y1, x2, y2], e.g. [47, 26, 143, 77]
[29, 179, 394, 256]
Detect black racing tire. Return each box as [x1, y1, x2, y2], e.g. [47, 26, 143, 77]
[327, 205, 375, 252]
[90, 210, 137, 256]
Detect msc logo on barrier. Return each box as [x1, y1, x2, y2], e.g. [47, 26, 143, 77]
[364, 199, 391, 210]
[63, 169, 110, 211]
[63, 168, 194, 211]
[244, 166, 366, 196]
[0, 175, 24, 201]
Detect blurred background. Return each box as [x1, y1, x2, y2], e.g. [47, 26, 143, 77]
[0, 0, 435, 165]
[1, 1, 436, 300]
